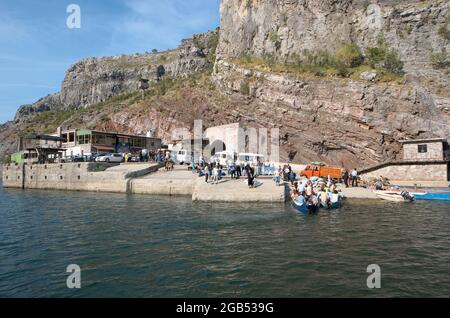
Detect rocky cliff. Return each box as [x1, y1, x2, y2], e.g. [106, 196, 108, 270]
[212, 0, 450, 165]
[1, 0, 449, 168]
[14, 31, 218, 120]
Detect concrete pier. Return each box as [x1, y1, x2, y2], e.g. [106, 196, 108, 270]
[340, 187, 378, 199]
[2, 163, 286, 202]
[5, 163, 431, 202]
[192, 177, 285, 202]
[130, 166, 196, 196]
[130, 166, 286, 202]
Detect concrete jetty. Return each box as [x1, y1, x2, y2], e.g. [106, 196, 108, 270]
[1, 162, 161, 193]
[340, 187, 378, 199]
[192, 177, 285, 202]
[2, 162, 396, 202]
[130, 166, 286, 202]
[1, 163, 286, 202]
[131, 166, 196, 196]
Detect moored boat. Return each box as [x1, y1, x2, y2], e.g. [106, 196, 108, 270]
[375, 190, 415, 202]
[292, 199, 321, 214]
[410, 191, 450, 201]
[321, 200, 342, 210]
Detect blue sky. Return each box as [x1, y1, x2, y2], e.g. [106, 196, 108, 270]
[0, 0, 220, 123]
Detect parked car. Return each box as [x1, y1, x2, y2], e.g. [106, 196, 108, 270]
[237, 153, 265, 166]
[173, 150, 193, 165]
[211, 151, 236, 166]
[95, 153, 123, 163]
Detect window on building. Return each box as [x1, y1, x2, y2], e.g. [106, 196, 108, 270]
[418, 144, 428, 153]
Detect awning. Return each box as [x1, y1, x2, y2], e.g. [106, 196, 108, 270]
[93, 146, 115, 152]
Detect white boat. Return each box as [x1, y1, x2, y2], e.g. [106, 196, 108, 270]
[375, 190, 415, 202]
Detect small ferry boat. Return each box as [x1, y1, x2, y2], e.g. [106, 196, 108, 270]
[320, 200, 342, 210]
[292, 199, 310, 214]
[292, 199, 320, 214]
[375, 190, 415, 202]
[293, 197, 342, 214]
[410, 191, 450, 201]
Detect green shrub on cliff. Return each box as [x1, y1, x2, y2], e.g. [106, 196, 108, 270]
[235, 40, 404, 81]
[2, 155, 11, 164]
[438, 21, 449, 41]
[240, 81, 250, 95]
[365, 37, 404, 75]
[366, 46, 387, 68]
[336, 43, 364, 68]
[384, 49, 404, 75]
[431, 52, 449, 69]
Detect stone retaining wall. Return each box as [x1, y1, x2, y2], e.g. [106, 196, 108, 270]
[361, 163, 448, 181]
[1, 163, 160, 193]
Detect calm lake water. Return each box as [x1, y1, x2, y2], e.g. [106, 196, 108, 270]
[1, 181, 450, 298]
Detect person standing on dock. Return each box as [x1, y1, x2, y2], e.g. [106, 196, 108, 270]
[343, 170, 349, 188]
[274, 166, 281, 186]
[351, 168, 358, 187]
[245, 164, 254, 188]
[204, 165, 211, 183]
[236, 163, 242, 179]
[212, 166, 220, 185]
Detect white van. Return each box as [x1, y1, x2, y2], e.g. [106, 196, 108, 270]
[211, 151, 236, 166]
[173, 150, 192, 165]
[237, 153, 265, 166]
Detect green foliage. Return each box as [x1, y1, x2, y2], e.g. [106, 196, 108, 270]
[235, 39, 404, 82]
[365, 37, 403, 75]
[240, 81, 250, 95]
[431, 52, 449, 69]
[366, 46, 387, 68]
[301, 49, 336, 68]
[384, 49, 404, 74]
[207, 32, 219, 51]
[93, 164, 108, 172]
[438, 24, 450, 41]
[2, 155, 12, 164]
[206, 32, 220, 64]
[335, 43, 364, 68]
[269, 32, 278, 44]
[192, 32, 220, 66]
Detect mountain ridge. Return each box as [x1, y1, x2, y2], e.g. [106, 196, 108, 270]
[1, 0, 449, 167]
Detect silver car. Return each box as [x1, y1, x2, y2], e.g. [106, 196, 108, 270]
[95, 153, 123, 163]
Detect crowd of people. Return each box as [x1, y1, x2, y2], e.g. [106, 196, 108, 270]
[291, 176, 342, 212]
[273, 164, 298, 186]
[199, 162, 258, 189]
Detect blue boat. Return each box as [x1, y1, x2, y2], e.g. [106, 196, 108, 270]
[292, 199, 316, 214]
[320, 201, 342, 210]
[412, 192, 450, 201]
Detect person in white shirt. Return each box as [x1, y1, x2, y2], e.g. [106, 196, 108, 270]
[212, 167, 219, 185]
[351, 168, 358, 187]
[297, 182, 306, 194]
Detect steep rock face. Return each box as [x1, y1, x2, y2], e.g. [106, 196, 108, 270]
[217, 0, 449, 73]
[14, 93, 62, 121]
[60, 31, 217, 108]
[13, 31, 218, 120]
[217, 0, 450, 102]
[1, 1, 449, 167]
[212, 60, 450, 166]
[212, 0, 449, 165]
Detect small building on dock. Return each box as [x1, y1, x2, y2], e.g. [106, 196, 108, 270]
[59, 128, 162, 157]
[12, 134, 67, 164]
[360, 138, 450, 185]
